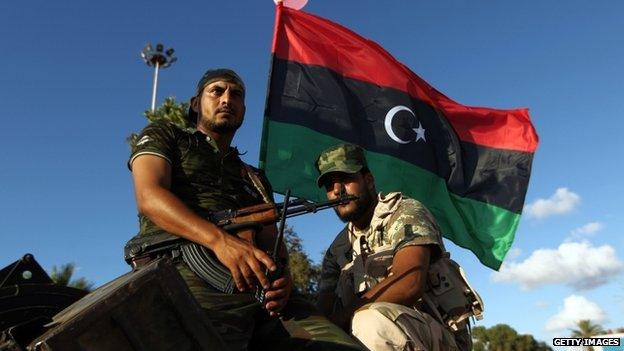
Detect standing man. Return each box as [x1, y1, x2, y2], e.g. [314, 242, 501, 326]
[315, 143, 468, 351]
[129, 69, 362, 350]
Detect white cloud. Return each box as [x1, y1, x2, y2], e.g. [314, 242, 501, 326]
[546, 295, 606, 332]
[492, 241, 623, 290]
[524, 188, 580, 219]
[570, 222, 604, 237]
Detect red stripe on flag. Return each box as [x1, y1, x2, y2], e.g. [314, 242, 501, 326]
[271, 6, 538, 153]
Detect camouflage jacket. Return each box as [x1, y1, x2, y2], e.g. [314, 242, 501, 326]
[128, 120, 273, 237]
[319, 192, 444, 309]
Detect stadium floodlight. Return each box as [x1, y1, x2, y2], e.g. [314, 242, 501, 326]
[141, 42, 176, 112]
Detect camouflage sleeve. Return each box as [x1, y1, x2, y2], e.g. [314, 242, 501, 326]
[386, 198, 444, 256]
[127, 121, 177, 170]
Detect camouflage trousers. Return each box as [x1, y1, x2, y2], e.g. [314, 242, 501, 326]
[177, 263, 364, 351]
[351, 302, 459, 351]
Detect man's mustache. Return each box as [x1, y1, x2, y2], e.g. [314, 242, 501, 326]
[217, 106, 236, 114]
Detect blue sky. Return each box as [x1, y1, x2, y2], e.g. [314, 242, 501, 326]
[1, 0, 623, 345]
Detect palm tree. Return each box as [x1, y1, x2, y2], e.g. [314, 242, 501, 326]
[143, 96, 190, 128]
[127, 96, 190, 147]
[570, 320, 605, 351]
[50, 263, 94, 292]
[571, 319, 606, 337]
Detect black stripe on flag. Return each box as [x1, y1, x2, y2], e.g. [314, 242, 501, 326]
[267, 59, 533, 214]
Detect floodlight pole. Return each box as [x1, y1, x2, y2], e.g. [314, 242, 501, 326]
[151, 61, 160, 112]
[141, 43, 177, 112]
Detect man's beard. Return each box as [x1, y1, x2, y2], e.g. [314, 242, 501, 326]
[335, 188, 375, 223]
[202, 118, 242, 134]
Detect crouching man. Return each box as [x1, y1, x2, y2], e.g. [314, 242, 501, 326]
[315, 144, 469, 351]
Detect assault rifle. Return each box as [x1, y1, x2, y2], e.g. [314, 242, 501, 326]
[124, 189, 356, 298]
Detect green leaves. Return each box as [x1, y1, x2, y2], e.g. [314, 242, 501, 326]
[570, 319, 605, 338]
[128, 96, 190, 147]
[284, 225, 321, 300]
[49, 263, 94, 292]
[472, 324, 552, 351]
[143, 96, 190, 128]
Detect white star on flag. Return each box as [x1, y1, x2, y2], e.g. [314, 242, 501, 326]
[413, 122, 426, 142]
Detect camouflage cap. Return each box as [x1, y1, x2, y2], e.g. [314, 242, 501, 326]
[187, 68, 246, 125]
[315, 144, 368, 187]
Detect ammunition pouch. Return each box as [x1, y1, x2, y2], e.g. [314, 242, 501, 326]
[362, 245, 394, 289]
[423, 253, 484, 332]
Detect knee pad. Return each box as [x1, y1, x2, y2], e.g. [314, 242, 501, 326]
[351, 305, 412, 351]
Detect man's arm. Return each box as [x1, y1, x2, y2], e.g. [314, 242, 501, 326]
[131, 154, 276, 292]
[328, 245, 431, 328]
[360, 245, 430, 304]
[316, 241, 343, 317]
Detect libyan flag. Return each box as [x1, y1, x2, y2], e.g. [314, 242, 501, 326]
[259, 5, 539, 270]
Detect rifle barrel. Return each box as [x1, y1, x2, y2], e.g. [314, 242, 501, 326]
[281, 195, 357, 219]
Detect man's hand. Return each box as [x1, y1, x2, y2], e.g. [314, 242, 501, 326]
[210, 232, 277, 292]
[263, 274, 292, 316]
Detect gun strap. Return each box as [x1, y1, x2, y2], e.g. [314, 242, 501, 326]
[242, 164, 272, 204]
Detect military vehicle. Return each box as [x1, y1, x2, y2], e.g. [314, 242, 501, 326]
[0, 254, 226, 351]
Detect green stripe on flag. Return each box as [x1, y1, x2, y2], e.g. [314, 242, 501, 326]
[260, 120, 518, 269]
